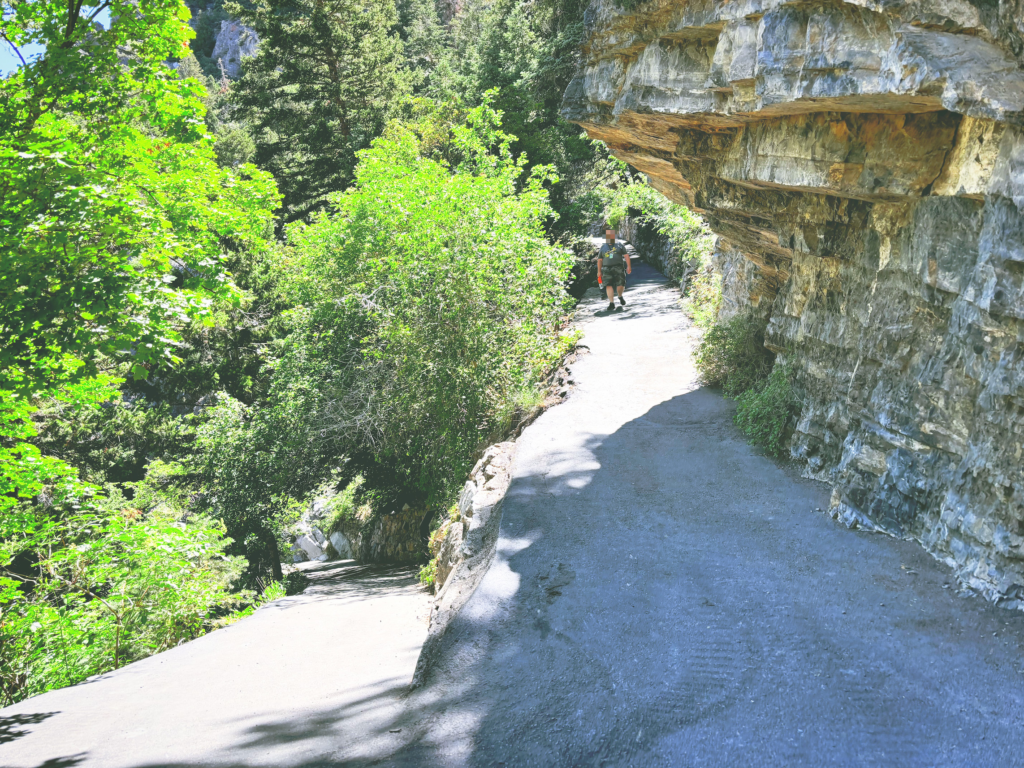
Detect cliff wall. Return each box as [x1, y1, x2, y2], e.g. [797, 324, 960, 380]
[563, 0, 1024, 607]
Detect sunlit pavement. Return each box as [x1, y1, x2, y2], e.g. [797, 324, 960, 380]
[3, 262, 1023, 767]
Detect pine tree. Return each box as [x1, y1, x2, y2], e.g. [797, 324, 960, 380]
[228, 0, 411, 220]
[395, 0, 445, 89]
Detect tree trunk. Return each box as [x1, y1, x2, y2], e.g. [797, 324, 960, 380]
[262, 529, 283, 582]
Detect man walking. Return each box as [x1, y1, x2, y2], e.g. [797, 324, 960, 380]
[597, 225, 631, 312]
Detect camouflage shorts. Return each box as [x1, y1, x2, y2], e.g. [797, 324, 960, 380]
[601, 264, 626, 287]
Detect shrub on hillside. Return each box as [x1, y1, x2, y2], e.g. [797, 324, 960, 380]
[264, 101, 575, 507]
[0, 471, 250, 706]
[734, 363, 798, 457]
[683, 265, 721, 330]
[693, 313, 774, 397]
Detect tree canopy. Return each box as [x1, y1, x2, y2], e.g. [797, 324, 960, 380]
[228, 0, 410, 221]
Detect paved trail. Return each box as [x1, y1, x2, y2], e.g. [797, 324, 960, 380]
[3, 262, 1024, 767]
[0, 562, 431, 768]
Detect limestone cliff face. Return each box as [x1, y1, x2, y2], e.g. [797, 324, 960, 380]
[211, 19, 258, 79]
[563, 0, 1024, 607]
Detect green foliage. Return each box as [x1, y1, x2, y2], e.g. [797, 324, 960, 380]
[1, 0, 279, 399]
[694, 311, 799, 456]
[321, 476, 371, 536]
[262, 580, 287, 602]
[425, 0, 621, 242]
[228, 577, 287, 621]
[215, 127, 257, 168]
[0, 483, 247, 706]
[0, 0, 279, 540]
[683, 266, 722, 331]
[227, 0, 412, 220]
[269, 102, 574, 504]
[187, 393, 308, 583]
[29, 388, 192, 486]
[693, 313, 774, 397]
[0, 0, 281, 705]
[601, 181, 714, 267]
[734, 363, 797, 457]
[396, 0, 445, 87]
[418, 558, 437, 588]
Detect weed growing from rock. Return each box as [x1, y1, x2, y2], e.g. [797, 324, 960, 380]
[694, 312, 798, 456]
[694, 313, 774, 397]
[734, 363, 799, 457]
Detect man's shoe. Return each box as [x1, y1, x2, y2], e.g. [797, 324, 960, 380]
[607, 302, 615, 312]
[619, 296, 627, 306]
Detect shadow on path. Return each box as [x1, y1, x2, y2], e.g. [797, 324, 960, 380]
[374, 386, 1024, 767]
[3, 262, 1023, 768]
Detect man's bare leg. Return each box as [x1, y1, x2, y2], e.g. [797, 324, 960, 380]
[617, 285, 626, 306]
[605, 285, 615, 310]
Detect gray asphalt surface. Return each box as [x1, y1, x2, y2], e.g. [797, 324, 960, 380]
[0, 562, 430, 768]
[4, 261, 1024, 767]
[390, 262, 1024, 766]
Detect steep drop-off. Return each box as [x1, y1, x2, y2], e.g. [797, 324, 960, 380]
[562, 0, 1024, 607]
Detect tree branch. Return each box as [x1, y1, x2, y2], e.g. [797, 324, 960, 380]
[1, 32, 26, 67]
[84, 1, 112, 27]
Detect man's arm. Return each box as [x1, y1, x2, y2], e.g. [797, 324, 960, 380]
[623, 246, 632, 274]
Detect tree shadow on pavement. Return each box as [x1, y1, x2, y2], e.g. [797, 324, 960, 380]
[0, 714, 59, 746]
[7, 388, 1024, 768]
[385, 388, 1024, 766]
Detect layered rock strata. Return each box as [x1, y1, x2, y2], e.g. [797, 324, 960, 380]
[563, 0, 1024, 606]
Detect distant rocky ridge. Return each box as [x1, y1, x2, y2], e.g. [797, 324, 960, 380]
[211, 18, 257, 78]
[563, 0, 1024, 608]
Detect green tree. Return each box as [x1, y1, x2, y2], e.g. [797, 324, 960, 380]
[0, 0, 279, 395]
[0, 0, 280, 704]
[270, 101, 575, 502]
[396, 0, 444, 89]
[425, 0, 617, 241]
[228, 0, 411, 221]
[0, 0, 278, 500]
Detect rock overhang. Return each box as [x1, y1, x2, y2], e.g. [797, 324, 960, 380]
[563, 0, 1024, 607]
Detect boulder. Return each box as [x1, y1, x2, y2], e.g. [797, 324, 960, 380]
[292, 533, 326, 563]
[329, 531, 355, 560]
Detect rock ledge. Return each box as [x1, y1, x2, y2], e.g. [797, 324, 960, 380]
[564, 0, 1024, 607]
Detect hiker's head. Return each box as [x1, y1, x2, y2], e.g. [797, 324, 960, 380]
[604, 227, 616, 242]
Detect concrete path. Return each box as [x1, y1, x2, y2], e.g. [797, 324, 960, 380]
[3, 262, 1024, 767]
[389, 262, 1024, 766]
[0, 562, 430, 767]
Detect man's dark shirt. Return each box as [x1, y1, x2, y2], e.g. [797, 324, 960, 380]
[598, 242, 627, 269]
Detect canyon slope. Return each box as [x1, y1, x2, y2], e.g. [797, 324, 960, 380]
[562, 0, 1024, 606]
